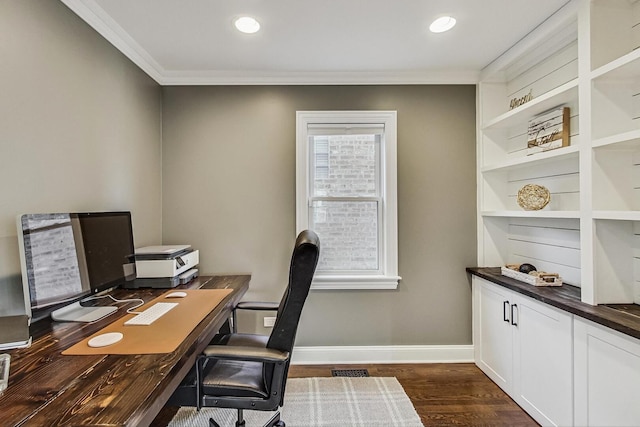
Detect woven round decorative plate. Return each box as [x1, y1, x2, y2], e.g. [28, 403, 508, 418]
[517, 184, 550, 210]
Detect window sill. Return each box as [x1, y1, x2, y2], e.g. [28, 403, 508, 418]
[311, 275, 401, 290]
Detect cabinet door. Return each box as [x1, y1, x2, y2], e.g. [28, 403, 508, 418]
[574, 318, 640, 427]
[475, 278, 513, 392]
[512, 295, 573, 427]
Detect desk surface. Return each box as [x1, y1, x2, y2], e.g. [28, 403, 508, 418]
[0, 275, 250, 427]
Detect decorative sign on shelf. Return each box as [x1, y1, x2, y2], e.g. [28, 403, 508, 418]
[526, 106, 570, 155]
[509, 89, 533, 110]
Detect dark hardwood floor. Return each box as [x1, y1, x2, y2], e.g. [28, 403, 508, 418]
[288, 363, 538, 426]
[152, 363, 538, 426]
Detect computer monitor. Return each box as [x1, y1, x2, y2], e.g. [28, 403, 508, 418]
[17, 212, 136, 322]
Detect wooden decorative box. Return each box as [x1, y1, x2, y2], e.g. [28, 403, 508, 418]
[501, 267, 563, 287]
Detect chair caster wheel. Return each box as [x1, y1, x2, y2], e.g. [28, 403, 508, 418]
[274, 421, 285, 427]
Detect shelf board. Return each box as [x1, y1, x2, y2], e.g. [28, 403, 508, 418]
[592, 49, 640, 80]
[592, 129, 640, 149]
[482, 79, 578, 130]
[593, 211, 640, 221]
[481, 144, 579, 173]
[481, 210, 580, 219]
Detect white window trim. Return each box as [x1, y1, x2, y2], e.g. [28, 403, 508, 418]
[296, 110, 400, 290]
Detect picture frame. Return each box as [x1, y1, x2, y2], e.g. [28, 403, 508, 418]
[526, 106, 570, 155]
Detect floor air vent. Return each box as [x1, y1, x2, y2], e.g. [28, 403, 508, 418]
[331, 369, 370, 377]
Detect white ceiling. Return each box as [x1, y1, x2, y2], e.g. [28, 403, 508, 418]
[61, 0, 570, 85]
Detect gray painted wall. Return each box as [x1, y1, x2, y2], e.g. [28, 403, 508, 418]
[0, 0, 163, 316]
[162, 86, 477, 345]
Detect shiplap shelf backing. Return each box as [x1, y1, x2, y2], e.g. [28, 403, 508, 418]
[477, 5, 581, 289]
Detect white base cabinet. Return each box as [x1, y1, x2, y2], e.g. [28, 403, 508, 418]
[475, 277, 513, 390]
[574, 318, 640, 426]
[473, 277, 573, 427]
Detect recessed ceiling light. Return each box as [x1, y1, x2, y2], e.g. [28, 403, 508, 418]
[234, 16, 261, 34]
[429, 16, 456, 33]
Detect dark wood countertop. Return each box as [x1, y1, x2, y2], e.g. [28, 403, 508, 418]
[467, 267, 640, 340]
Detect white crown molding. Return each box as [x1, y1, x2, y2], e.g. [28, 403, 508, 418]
[60, 0, 166, 83]
[290, 345, 474, 365]
[60, 0, 479, 86]
[160, 70, 480, 86]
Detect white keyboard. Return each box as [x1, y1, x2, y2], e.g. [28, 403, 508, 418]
[124, 302, 178, 326]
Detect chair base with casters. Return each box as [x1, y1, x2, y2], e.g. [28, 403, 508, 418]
[209, 412, 283, 427]
[168, 230, 320, 427]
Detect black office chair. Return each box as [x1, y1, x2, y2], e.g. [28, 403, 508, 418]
[170, 230, 320, 427]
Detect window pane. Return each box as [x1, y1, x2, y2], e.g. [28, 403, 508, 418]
[312, 134, 378, 197]
[311, 200, 378, 271]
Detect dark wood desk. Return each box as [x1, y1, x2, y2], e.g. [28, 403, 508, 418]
[0, 275, 250, 427]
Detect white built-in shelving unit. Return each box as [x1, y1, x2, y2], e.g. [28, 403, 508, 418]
[475, 5, 640, 423]
[477, 0, 640, 306]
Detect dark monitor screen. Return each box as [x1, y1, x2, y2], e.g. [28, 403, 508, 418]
[79, 213, 135, 292]
[18, 212, 135, 310]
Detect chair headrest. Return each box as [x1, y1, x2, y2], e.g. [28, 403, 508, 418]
[295, 229, 320, 250]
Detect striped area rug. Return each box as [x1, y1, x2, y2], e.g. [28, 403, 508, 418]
[169, 377, 424, 427]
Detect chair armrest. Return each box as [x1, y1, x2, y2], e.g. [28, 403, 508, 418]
[202, 345, 290, 363]
[236, 301, 279, 311]
[230, 302, 278, 334]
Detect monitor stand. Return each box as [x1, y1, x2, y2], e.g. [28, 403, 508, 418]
[51, 302, 117, 323]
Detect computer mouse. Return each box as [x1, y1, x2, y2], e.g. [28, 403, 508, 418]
[165, 291, 187, 298]
[87, 332, 123, 348]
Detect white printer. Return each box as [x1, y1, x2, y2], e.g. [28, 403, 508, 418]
[129, 245, 199, 288]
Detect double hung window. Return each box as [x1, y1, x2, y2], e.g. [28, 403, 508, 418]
[296, 111, 399, 289]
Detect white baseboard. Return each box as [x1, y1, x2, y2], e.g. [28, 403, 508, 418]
[291, 345, 474, 365]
